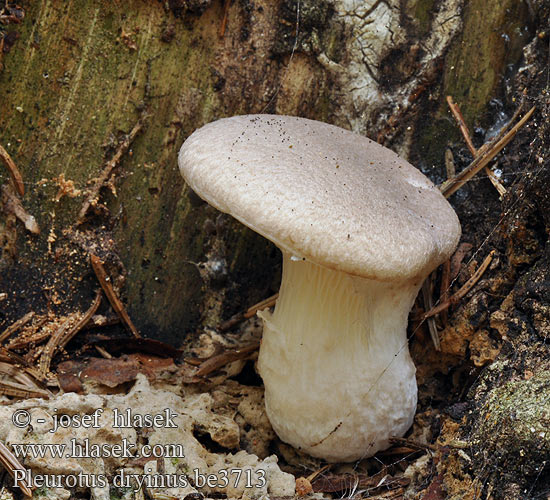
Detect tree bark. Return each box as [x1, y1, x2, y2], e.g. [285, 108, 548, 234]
[0, 0, 531, 342]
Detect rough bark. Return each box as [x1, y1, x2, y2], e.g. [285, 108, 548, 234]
[0, 0, 531, 343]
[0, 0, 338, 342]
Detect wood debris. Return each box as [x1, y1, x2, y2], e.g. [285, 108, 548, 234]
[423, 250, 496, 320]
[90, 254, 140, 338]
[0, 347, 50, 397]
[0, 143, 24, 196]
[35, 314, 79, 380]
[306, 464, 331, 483]
[450, 242, 473, 280]
[0, 311, 34, 343]
[0, 379, 49, 398]
[0, 4, 25, 25]
[53, 173, 82, 202]
[439, 259, 451, 327]
[0, 356, 50, 399]
[219, 0, 231, 37]
[389, 436, 438, 452]
[219, 293, 278, 331]
[295, 476, 313, 496]
[0, 361, 46, 392]
[77, 113, 147, 224]
[0, 347, 33, 368]
[57, 353, 176, 392]
[446, 96, 476, 156]
[421, 276, 440, 350]
[38, 290, 102, 381]
[311, 471, 410, 495]
[1, 184, 39, 234]
[447, 96, 508, 197]
[6, 317, 51, 350]
[193, 342, 259, 378]
[0, 441, 32, 498]
[441, 103, 535, 198]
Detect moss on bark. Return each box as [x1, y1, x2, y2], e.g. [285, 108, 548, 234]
[0, 0, 334, 342]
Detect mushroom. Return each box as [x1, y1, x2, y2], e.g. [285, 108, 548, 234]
[178, 115, 461, 462]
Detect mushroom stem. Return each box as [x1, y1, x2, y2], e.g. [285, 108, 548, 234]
[257, 252, 422, 462]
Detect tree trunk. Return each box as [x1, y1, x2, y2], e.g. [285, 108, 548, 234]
[0, 0, 530, 341]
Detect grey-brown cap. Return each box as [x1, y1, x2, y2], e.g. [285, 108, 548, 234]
[178, 114, 461, 282]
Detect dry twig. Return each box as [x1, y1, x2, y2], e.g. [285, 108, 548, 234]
[450, 242, 473, 279]
[1, 184, 39, 234]
[0, 379, 49, 399]
[6, 319, 51, 350]
[36, 315, 78, 380]
[441, 106, 535, 197]
[0, 361, 48, 394]
[0, 312, 34, 344]
[0, 144, 24, 196]
[306, 465, 331, 482]
[0, 348, 32, 367]
[423, 250, 496, 320]
[389, 436, 438, 452]
[422, 102, 531, 341]
[0, 347, 45, 384]
[194, 342, 260, 377]
[477, 102, 526, 157]
[59, 292, 102, 350]
[219, 0, 231, 37]
[95, 345, 113, 359]
[421, 276, 440, 350]
[219, 293, 278, 331]
[38, 290, 102, 380]
[379, 446, 419, 456]
[0, 441, 33, 498]
[245, 293, 278, 318]
[77, 114, 147, 224]
[448, 96, 508, 195]
[445, 97, 528, 197]
[446, 96, 477, 156]
[439, 259, 451, 327]
[90, 255, 140, 337]
[484, 166, 507, 196]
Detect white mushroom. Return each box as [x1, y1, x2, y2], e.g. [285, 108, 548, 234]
[178, 115, 461, 462]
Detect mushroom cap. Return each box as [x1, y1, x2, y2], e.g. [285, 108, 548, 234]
[179, 115, 461, 282]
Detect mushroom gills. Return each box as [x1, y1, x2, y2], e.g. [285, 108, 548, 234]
[257, 251, 420, 462]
